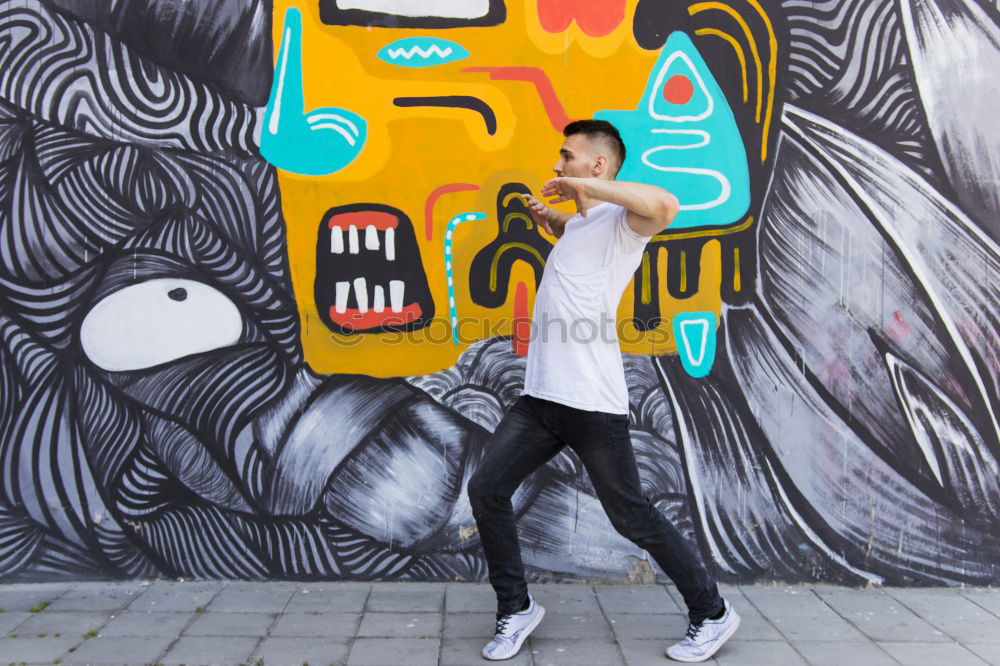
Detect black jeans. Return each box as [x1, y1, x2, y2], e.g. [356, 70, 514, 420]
[468, 394, 724, 623]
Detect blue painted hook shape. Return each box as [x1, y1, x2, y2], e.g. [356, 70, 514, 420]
[261, 8, 368, 176]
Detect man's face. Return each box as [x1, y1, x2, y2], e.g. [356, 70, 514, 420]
[554, 133, 600, 179]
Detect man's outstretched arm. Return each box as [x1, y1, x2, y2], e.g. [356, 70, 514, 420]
[541, 177, 679, 237]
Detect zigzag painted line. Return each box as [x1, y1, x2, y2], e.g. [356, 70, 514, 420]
[386, 45, 454, 60]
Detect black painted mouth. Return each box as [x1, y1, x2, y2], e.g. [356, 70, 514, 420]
[315, 203, 434, 335]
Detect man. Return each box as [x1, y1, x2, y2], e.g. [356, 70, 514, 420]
[468, 120, 740, 663]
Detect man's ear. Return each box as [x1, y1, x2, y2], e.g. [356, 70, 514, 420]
[592, 155, 608, 177]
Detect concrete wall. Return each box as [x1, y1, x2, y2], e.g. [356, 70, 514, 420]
[0, 0, 997, 585]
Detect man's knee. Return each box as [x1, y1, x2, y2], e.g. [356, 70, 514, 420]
[467, 469, 501, 513]
[607, 503, 660, 542]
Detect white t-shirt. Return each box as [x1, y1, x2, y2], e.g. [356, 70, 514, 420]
[522, 202, 652, 414]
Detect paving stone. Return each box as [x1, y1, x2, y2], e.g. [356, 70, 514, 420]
[529, 637, 625, 665]
[739, 587, 869, 642]
[444, 582, 494, 613]
[531, 584, 603, 614]
[531, 608, 614, 640]
[206, 583, 295, 613]
[0, 636, 82, 663]
[284, 583, 371, 614]
[224, 579, 300, 592]
[124, 581, 223, 612]
[593, 584, 675, 614]
[618, 638, 719, 666]
[966, 642, 1000, 665]
[441, 637, 531, 665]
[959, 589, 1000, 617]
[662, 585, 688, 613]
[794, 640, 896, 666]
[254, 635, 351, 665]
[879, 641, 989, 665]
[160, 634, 260, 665]
[0, 586, 70, 612]
[605, 612, 686, 640]
[443, 610, 494, 639]
[356, 611, 442, 638]
[0, 610, 31, 636]
[270, 611, 359, 637]
[724, 591, 784, 641]
[99, 610, 191, 637]
[814, 586, 949, 642]
[183, 610, 275, 636]
[347, 637, 439, 666]
[712, 640, 808, 665]
[366, 582, 444, 613]
[59, 634, 173, 664]
[888, 588, 1000, 643]
[14, 610, 112, 637]
[46, 583, 145, 611]
[0, 582, 76, 593]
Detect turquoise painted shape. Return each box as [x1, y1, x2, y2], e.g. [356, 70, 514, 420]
[261, 8, 367, 176]
[596, 31, 750, 229]
[445, 212, 488, 344]
[672, 311, 718, 378]
[377, 37, 470, 67]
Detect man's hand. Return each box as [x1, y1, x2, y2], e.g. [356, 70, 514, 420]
[541, 177, 598, 217]
[523, 192, 572, 238]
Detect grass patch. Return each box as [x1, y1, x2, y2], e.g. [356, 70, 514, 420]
[84, 629, 98, 639]
[29, 601, 50, 613]
[194, 605, 203, 612]
[37, 632, 46, 638]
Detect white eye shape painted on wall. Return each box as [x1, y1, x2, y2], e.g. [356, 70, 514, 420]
[81, 278, 243, 372]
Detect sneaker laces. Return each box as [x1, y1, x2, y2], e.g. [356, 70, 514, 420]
[494, 612, 513, 638]
[685, 621, 703, 642]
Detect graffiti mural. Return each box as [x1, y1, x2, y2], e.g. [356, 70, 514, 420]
[0, 0, 997, 587]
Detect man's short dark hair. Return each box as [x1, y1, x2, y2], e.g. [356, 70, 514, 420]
[563, 119, 627, 175]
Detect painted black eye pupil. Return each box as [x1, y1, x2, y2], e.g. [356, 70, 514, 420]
[168, 288, 188, 301]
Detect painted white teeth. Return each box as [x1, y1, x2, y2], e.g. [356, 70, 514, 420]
[373, 285, 385, 313]
[384, 227, 396, 261]
[330, 226, 344, 253]
[365, 225, 380, 250]
[353, 277, 368, 313]
[330, 225, 394, 257]
[348, 225, 359, 254]
[389, 280, 404, 313]
[335, 281, 350, 314]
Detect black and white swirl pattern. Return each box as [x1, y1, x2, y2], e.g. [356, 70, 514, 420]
[0, 0, 258, 154]
[781, 0, 939, 178]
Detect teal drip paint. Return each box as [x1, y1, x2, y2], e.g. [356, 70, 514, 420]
[596, 31, 750, 229]
[672, 311, 718, 378]
[261, 8, 368, 176]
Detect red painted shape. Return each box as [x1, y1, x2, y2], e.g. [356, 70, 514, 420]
[537, 0, 626, 37]
[327, 210, 398, 231]
[887, 310, 913, 342]
[513, 281, 530, 357]
[424, 183, 480, 241]
[463, 66, 576, 132]
[329, 303, 423, 331]
[663, 75, 694, 105]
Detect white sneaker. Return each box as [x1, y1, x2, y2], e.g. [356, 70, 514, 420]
[481, 594, 545, 661]
[666, 598, 740, 662]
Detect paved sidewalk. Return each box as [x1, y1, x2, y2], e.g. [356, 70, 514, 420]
[0, 581, 997, 665]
